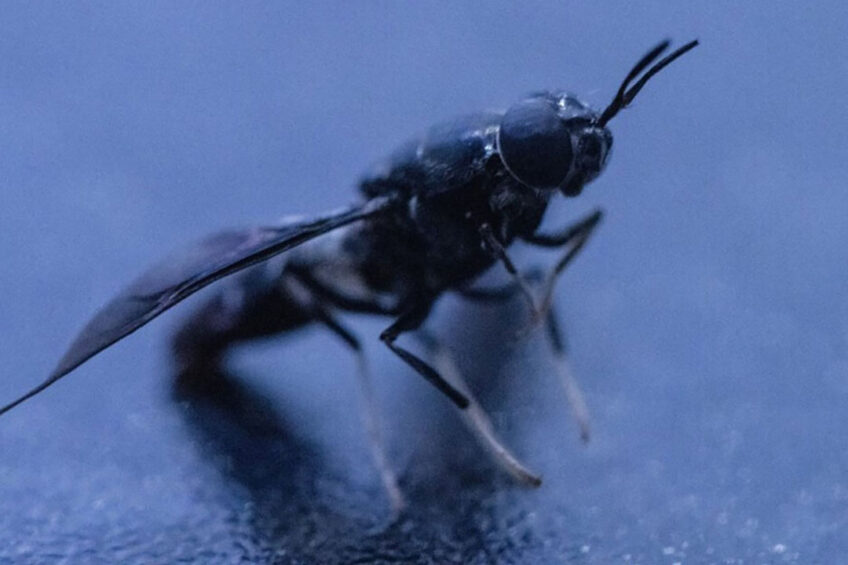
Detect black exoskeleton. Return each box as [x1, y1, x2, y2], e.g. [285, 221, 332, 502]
[2, 40, 698, 512]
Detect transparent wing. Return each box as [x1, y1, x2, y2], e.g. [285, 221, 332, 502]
[0, 196, 392, 415]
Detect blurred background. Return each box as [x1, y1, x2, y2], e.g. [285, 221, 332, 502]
[1, 2, 846, 563]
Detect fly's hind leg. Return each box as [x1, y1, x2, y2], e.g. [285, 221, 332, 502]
[172, 261, 405, 513]
[313, 310, 405, 514]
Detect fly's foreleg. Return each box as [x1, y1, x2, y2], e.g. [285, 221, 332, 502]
[523, 209, 603, 248]
[456, 266, 544, 303]
[545, 303, 591, 443]
[524, 209, 603, 327]
[478, 223, 540, 314]
[459, 280, 591, 443]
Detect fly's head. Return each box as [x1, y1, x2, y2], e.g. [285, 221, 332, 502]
[496, 93, 611, 197]
[496, 39, 698, 198]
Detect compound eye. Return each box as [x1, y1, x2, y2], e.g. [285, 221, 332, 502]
[498, 99, 573, 188]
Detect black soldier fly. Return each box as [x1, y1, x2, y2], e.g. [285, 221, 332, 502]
[1, 39, 698, 512]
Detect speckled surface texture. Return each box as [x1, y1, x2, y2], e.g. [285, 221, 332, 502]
[2, 3, 847, 564]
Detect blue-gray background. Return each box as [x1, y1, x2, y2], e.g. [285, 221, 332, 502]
[1, 3, 846, 563]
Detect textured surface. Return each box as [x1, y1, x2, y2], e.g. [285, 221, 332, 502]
[1, 3, 848, 563]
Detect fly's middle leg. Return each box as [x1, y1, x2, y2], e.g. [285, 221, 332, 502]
[416, 331, 542, 487]
[379, 302, 470, 409]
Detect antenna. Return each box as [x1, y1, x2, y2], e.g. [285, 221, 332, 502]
[597, 39, 699, 127]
